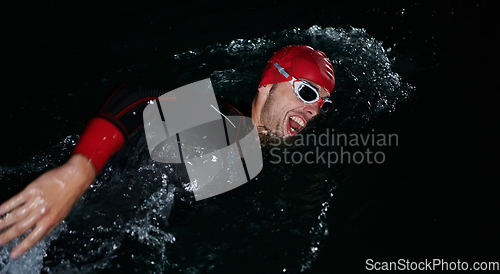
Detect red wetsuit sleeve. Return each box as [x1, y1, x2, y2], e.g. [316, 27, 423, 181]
[73, 117, 125, 173]
[73, 85, 172, 173]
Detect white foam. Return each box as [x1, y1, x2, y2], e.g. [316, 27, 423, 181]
[0, 223, 66, 274]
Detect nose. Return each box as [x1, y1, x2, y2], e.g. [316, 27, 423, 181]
[302, 101, 321, 118]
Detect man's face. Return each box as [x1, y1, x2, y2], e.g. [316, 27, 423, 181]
[259, 79, 330, 138]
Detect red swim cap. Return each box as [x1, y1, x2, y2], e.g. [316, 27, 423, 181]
[259, 45, 335, 93]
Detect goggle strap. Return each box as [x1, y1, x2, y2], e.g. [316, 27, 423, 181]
[274, 63, 291, 79]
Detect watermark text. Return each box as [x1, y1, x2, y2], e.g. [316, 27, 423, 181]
[269, 128, 398, 166]
[366, 259, 499, 271]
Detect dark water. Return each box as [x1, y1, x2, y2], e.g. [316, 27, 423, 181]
[1, 1, 497, 273]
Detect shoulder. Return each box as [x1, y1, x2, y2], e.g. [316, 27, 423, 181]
[216, 96, 244, 116]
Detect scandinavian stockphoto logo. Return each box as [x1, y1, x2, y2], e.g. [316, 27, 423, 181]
[268, 129, 399, 167]
[143, 79, 263, 201]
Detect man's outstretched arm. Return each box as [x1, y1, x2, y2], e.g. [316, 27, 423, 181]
[0, 85, 170, 258]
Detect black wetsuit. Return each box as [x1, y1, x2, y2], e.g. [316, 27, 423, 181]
[97, 84, 250, 144]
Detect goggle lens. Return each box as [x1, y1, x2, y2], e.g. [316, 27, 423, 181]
[298, 84, 318, 102]
[320, 100, 333, 112]
[297, 82, 332, 112]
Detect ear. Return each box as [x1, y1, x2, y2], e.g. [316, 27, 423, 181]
[257, 84, 272, 96]
[251, 84, 272, 128]
[253, 84, 271, 111]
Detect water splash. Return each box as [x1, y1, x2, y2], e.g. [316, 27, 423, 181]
[170, 25, 413, 125]
[299, 184, 336, 272]
[0, 224, 66, 274]
[0, 135, 77, 183]
[0, 25, 414, 273]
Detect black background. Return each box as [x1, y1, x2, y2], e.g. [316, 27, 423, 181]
[1, 1, 497, 272]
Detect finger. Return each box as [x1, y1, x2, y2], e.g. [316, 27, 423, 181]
[0, 203, 30, 231]
[0, 209, 43, 247]
[0, 192, 27, 215]
[10, 218, 53, 259]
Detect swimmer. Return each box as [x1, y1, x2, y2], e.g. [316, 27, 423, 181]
[0, 45, 335, 258]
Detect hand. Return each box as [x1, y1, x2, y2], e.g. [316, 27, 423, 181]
[0, 154, 96, 258]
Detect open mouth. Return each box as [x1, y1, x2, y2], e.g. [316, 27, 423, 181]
[287, 115, 306, 136]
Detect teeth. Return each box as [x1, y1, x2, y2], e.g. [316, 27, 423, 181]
[290, 116, 305, 127]
[290, 127, 296, 132]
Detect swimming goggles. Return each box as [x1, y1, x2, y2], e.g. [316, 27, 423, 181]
[274, 62, 333, 112]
